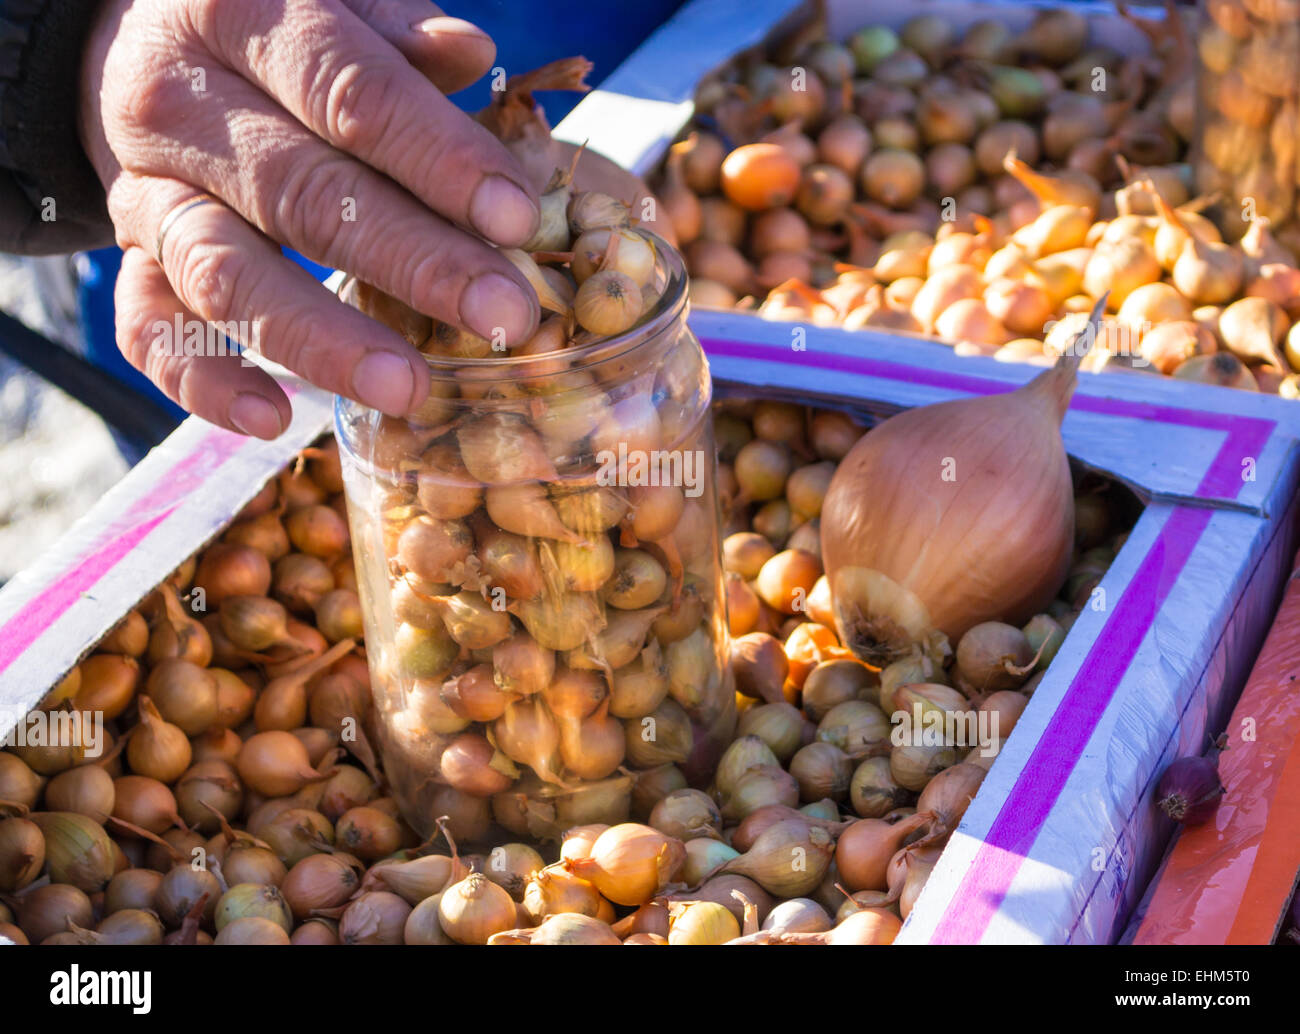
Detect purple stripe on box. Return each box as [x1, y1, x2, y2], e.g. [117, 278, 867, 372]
[700, 338, 1274, 501]
[697, 335, 1274, 943]
[932, 505, 1212, 943]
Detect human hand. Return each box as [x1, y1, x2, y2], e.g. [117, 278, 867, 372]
[79, 0, 542, 438]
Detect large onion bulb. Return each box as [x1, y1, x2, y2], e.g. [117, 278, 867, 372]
[822, 351, 1080, 665]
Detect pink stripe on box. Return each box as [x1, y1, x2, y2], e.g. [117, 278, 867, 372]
[0, 509, 175, 672]
[0, 423, 255, 674]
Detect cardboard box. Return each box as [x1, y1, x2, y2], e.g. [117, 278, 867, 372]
[689, 310, 1300, 943]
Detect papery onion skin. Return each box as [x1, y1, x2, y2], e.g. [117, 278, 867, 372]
[564, 823, 685, 906]
[822, 359, 1076, 665]
[1156, 754, 1225, 826]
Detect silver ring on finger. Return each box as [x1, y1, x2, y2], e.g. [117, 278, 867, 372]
[156, 193, 224, 264]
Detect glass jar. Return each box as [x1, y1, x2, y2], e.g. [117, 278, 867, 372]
[335, 240, 733, 843]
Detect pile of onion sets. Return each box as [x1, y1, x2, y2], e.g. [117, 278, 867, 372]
[0, 396, 1134, 946]
[659, 9, 1300, 397]
[0, 43, 1147, 946]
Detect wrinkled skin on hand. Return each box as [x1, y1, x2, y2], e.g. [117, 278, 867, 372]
[80, 0, 542, 437]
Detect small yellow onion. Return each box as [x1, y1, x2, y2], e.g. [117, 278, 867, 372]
[174, 759, 242, 831]
[1139, 321, 1216, 374]
[563, 823, 685, 906]
[915, 761, 986, 828]
[214, 882, 292, 933]
[817, 700, 891, 755]
[338, 891, 411, 945]
[681, 838, 741, 886]
[649, 788, 722, 842]
[762, 897, 833, 933]
[493, 912, 623, 945]
[983, 278, 1055, 336]
[1173, 353, 1258, 391]
[955, 621, 1034, 691]
[483, 843, 545, 901]
[835, 811, 936, 892]
[719, 765, 801, 823]
[0, 814, 44, 892]
[493, 634, 555, 697]
[850, 757, 911, 818]
[624, 699, 693, 768]
[522, 862, 606, 923]
[668, 901, 740, 945]
[144, 658, 218, 736]
[439, 873, 524, 944]
[557, 701, 626, 781]
[493, 697, 563, 785]
[0, 754, 43, 809]
[45, 765, 115, 825]
[154, 865, 222, 927]
[372, 853, 466, 904]
[803, 659, 876, 720]
[440, 732, 515, 797]
[572, 227, 657, 286]
[403, 893, 453, 945]
[736, 702, 806, 762]
[575, 270, 643, 335]
[430, 592, 512, 650]
[755, 548, 823, 615]
[279, 853, 361, 920]
[236, 731, 324, 797]
[559, 824, 610, 863]
[979, 689, 1030, 738]
[31, 812, 116, 891]
[715, 736, 781, 797]
[789, 742, 853, 803]
[73, 654, 139, 720]
[719, 817, 835, 897]
[104, 867, 163, 914]
[891, 742, 960, 791]
[730, 632, 789, 704]
[128, 696, 193, 783]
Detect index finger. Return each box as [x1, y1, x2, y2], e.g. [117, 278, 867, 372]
[197, 0, 539, 246]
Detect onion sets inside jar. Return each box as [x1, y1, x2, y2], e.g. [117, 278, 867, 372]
[333, 148, 732, 845]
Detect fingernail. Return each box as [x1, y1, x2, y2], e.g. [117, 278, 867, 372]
[469, 175, 539, 247]
[353, 351, 418, 415]
[410, 16, 488, 37]
[229, 393, 284, 439]
[460, 271, 538, 343]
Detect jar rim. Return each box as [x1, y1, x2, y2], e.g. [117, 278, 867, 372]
[338, 231, 688, 383]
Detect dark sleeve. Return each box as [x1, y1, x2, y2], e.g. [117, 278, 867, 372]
[0, 0, 114, 255]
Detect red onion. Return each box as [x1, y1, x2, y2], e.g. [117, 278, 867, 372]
[1155, 743, 1225, 826]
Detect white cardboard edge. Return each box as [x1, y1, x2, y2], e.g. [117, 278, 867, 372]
[0, 376, 334, 711]
[895, 503, 1292, 943]
[692, 309, 1300, 517]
